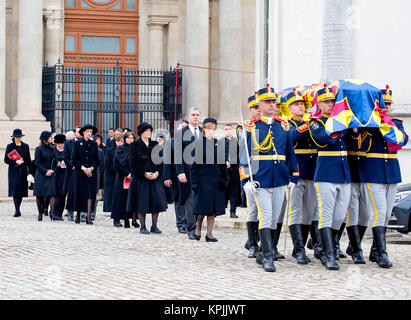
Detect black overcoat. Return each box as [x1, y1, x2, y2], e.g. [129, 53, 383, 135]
[111, 144, 132, 220]
[103, 146, 116, 212]
[126, 139, 167, 214]
[71, 137, 98, 212]
[64, 139, 76, 211]
[224, 137, 242, 207]
[174, 125, 202, 204]
[54, 148, 66, 196]
[191, 137, 229, 216]
[33, 144, 57, 197]
[163, 138, 179, 202]
[4, 141, 33, 197]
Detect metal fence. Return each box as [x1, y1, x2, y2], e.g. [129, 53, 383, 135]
[42, 61, 183, 139]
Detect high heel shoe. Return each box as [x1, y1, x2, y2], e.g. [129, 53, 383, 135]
[38, 213, 43, 221]
[86, 219, 94, 225]
[205, 235, 218, 242]
[132, 221, 140, 228]
[75, 214, 80, 224]
[193, 234, 201, 241]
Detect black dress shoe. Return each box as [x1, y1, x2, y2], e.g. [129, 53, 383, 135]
[178, 228, 187, 234]
[188, 233, 197, 240]
[13, 212, 21, 217]
[124, 220, 130, 228]
[86, 219, 94, 225]
[140, 227, 150, 234]
[132, 221, 140, 228]
[150, 226, 162, 234]
[230, 212, 238, 219]
[114, 221, 123, 227]
[205, 235, 218, 242]
[38, 214, 43, 221]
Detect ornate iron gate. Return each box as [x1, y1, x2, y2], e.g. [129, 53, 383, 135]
[42, 60, 183, 139]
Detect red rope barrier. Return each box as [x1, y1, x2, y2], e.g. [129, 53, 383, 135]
[174, 66, 178, 136]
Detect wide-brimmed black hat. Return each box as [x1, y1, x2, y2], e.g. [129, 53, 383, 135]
[137, 122, 153, 136]
[11, 128, 25, 138]
[39, 131, 53, 141]
[53, 134, 66, 144]
[79, 124, 98, 136]
[203, 118, 217, 126]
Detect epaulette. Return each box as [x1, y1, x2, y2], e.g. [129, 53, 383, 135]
[237, 118, 257, 132]
[297, 122, 309, 133]
[309, 114, 322, 120]
[275, 117, 290, 131]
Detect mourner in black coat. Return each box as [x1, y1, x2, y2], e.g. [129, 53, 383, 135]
[4, 129, 34, 217]
[224, 131, 242, 218]
[111, 132, 134, 227]
[127, 122, 167, 234]
[191, 118, 229, 242]
[52, 134, 67, 220]
[173, 110, 203, 239]
[103, 145, 117, 213]
[63, 138, 76, 219]
[71, 125, 99, 225]
[34, 131, 57, 221]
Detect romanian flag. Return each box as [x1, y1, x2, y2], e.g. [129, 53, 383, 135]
[324, 79, 406, 146]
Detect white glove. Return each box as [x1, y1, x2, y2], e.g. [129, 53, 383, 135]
[243, 180, 260, 194]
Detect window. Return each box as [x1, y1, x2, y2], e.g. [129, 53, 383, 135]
[65, 35, 76, 52]
[81, 36, 120, 53]
[65, 0, 76, 7]
[126, 38, 136, 54]
[126, 0, 136, 10]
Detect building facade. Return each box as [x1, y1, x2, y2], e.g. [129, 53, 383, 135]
[0, 0, 410, 197]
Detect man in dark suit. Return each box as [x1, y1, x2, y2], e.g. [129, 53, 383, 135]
[105, 128, 115, 148]
[164, 119, 189, 233]
[174, 108, 202, 240]
[224, 124, 241, 218]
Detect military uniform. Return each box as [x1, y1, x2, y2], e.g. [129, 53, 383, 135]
[360, 87, 409, 268]
[287, 89, 318, 264]
[237, 93, 260, 259]
[309, 85, 351, 270]
[239, 84, 299, 272]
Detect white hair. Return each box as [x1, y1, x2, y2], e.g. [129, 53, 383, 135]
[186, 107, 201, 117]
[65, 131, 75, 140]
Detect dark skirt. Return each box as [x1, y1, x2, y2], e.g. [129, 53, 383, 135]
[72, 169, 97, 212]
[55, 168, 66, 196]
[8, 166, 29, 197]
[193, 183, 226, 216]
[103, 171, 115, 212]
[126, 176, 167, 214]
[33, 171, 56, 197]
[111, 173, 131, 220]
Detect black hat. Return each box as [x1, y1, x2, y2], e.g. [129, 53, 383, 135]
[11, 128, 24, 138]
[79, 124, 98, 136]
[39, 131, 53, 141]
[54, 134, 66, 144]
[203, 118, 217, 126]
[137, 122, 153, 136]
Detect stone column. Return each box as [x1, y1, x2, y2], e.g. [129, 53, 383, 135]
[218, 0, 242, 123]
[148, 22, 165, 70]
[44, 6, 64, 67]
[184, 0, 209, 118]
[254, 0, 264, 90]
[322, 0, 352, 81]
[13, 0, 45, 121]
[0, 0, 9, 120]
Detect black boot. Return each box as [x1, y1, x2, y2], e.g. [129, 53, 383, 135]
[246, 222, 259, 258]
[346, 225, 367, 255]
[259, 228, 276, 272]
[319, 228, 339, 270]
[309, 221, 323, 261]
[272, 223, 285, 260]
[372, 226, 392, 268]
[301, 224, 312, 263]
[336, 223, 347, 259]
[346, 226, 366, 264]
[332, 226, 346, 260]
[289, 224, 309, 265]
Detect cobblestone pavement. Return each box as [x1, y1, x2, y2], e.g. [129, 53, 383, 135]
[0, 199, 410, 300]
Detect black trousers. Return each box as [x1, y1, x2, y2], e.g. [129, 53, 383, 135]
[54, 195, 66, 217]
[174, 198, 188, 229]
[226, 182, 240, 214]
[183, 191, 197, 236]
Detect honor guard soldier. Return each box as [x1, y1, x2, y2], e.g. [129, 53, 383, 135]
[360, 85, 408, 268]
[239, 84, 299, 272]
[238, 92, 261, 259]
[309, 84, 351, 270]
[287, 89, 318, 264]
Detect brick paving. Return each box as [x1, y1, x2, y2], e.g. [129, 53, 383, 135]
[0, 199, 410, 300]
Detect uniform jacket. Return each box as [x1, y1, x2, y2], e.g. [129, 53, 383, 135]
[309, 114, 351, 184]
[359, 119, 408, 184]
[289, 117, 317, 183]
[239, 116, 299, 188]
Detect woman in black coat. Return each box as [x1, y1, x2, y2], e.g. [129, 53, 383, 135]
[4, 129, 34, 217]
[111, 131, 134, 227]
[127, 122, 167, 234]
[33, 131, 57, 221]
[191, 118, 229, 242]
[103, 134, 122, 213]
[71, 124, 99, 225]
[52, 134, 67, 220]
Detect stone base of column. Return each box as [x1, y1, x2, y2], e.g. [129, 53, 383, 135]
[0, 120, 52, 198]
